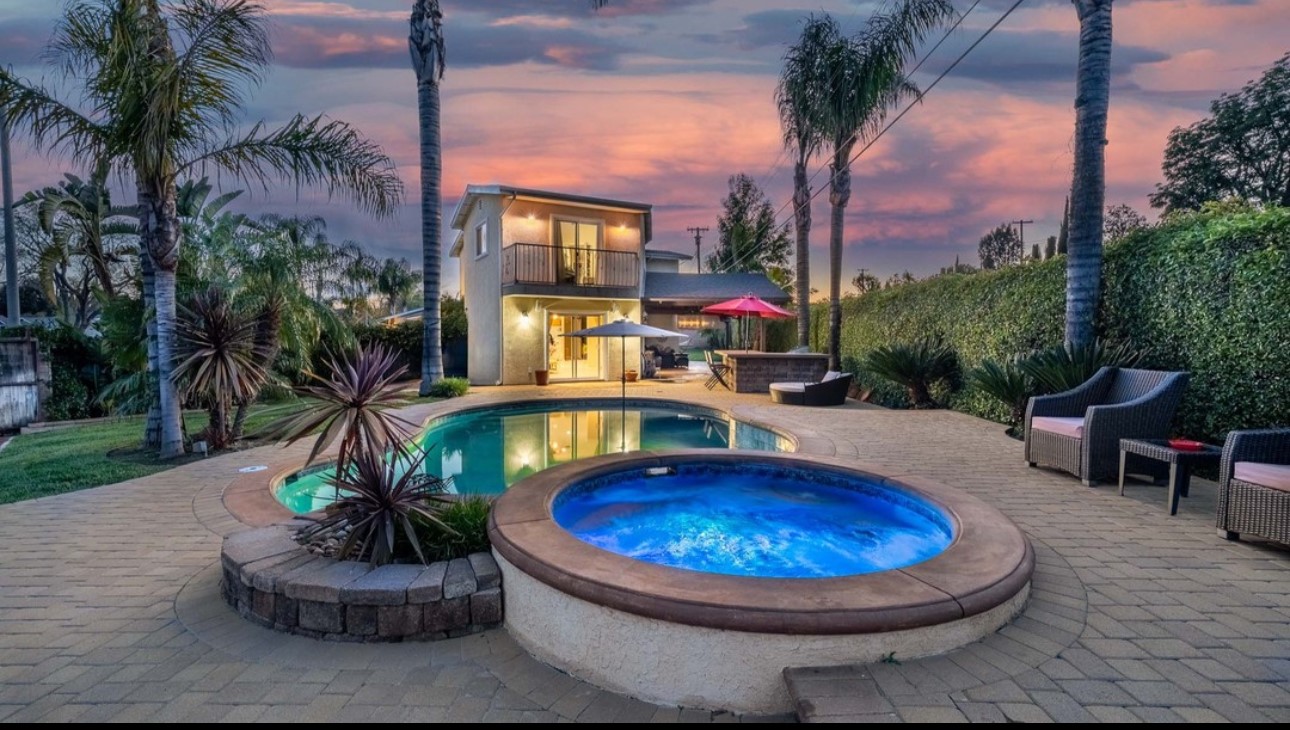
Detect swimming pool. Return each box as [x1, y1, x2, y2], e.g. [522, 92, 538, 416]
[274, 399, 791, 513]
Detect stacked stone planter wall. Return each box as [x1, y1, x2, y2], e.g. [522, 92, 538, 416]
[220, 525, 502, 641]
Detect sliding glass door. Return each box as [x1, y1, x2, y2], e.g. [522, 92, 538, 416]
[555, 219, 601, 286]
[546, 313, 604, 380]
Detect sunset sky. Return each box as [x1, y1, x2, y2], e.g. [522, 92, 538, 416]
[1, 0, 1285, 294]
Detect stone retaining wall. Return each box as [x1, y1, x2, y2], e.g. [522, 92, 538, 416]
[220, 525, 502, 641]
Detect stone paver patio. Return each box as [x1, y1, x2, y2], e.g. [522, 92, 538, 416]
[0, 380, 1287, 723]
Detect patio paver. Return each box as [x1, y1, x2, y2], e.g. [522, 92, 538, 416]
[0, 380, 1286, 723]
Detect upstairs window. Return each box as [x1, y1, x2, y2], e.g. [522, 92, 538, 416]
[474, 222, 488, 258]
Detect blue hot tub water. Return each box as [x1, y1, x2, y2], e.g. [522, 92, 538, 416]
[553, 463, 954, 578]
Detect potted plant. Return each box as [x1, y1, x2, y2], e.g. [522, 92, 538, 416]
[625, 369, 639, 383]
[535, 368, 550, 386]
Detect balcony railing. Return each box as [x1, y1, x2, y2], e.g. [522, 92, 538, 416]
[502, 243, 639, 289]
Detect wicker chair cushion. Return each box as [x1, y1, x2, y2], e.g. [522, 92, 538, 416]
[769, 382, 806, 393]
[1031, 416, 1085, 439]
[1234, 461, 1290, 492]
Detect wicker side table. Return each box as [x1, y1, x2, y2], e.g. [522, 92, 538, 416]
[1119, 439, 1222, 515]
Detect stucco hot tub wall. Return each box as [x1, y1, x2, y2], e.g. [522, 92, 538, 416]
[220, 525, 502, 641]
[489, 450, 1034, 714]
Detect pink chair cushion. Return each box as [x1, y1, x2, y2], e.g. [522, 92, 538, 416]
[1233, 461, 1290, 492]
[1030, 416, 1084, 439]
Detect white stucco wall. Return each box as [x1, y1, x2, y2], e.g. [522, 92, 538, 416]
[498, 551, 1031, 714]
[459, 196, 503, 385]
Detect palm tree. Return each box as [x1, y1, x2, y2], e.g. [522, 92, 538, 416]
[818, 1, 955, 369]
[410, 0, 613, 395]
[410, 1, 445, 395]
[1065, 0, 1113, 348]
[777, 16, 833, 349]
[0, 0, 402, 458]
[20, 173, 134, 300]
[377, 257, 419, 315]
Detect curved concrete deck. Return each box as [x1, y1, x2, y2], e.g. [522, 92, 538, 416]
[0, 379, 1287, 723]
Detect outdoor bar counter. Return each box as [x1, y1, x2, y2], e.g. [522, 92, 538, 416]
[714, 350, 830, 394]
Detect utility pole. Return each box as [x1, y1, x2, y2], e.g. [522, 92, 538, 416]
[1011, 219, 1033, 263]
[1, 108, 18, 325]
[686, 226, 708, 273]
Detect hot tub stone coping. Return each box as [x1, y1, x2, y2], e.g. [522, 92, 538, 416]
[220, 525, 502, 641]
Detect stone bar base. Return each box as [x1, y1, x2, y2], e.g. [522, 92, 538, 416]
[715, 351, 829, 393]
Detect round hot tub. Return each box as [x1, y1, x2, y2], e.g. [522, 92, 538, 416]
[489, 451, 1033, 714]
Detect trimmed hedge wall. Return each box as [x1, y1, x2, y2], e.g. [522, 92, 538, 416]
[812, 205, 1290, 442]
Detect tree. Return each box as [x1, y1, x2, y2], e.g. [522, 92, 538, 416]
[1044, 235, 1057, 259]
[1103, 203, 1147, 242]
[977, 223, 1021, 270]
[1066, 0, 1114, 349]
[1057, 196, 1070, 255]
[1150, 53, 1290, 213]
[818, 0, 955, 369]
[705, 174, 791, 274]
[19, 173, 133, 301]
[410, 1, 446, 395]
[884, 270, 916, 288]
[778, 16, 831, 348]
[852, 269, 880, 294]
[376, 257, 419, 315]
[0, 0, 401, 457]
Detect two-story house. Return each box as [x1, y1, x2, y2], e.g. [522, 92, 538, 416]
[449, 184, 789, 386]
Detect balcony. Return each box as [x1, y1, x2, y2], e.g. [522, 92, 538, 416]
[501, 243, 640, 298]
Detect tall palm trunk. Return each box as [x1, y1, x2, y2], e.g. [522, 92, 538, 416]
[827, 145, 854, 371]
[140, 244, 161, 448]
[411, 1, 445, 395]
[1065, 0, 1113, 348]
[792, 158, 812, 348]
[139, 178, 185, 458]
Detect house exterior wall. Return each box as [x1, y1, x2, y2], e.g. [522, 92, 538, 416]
[645, 257, 681, 273]
[459, 195, 504, 385]
[501, 200, 644, 253]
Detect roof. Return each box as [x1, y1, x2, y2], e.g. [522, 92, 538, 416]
[644, 249, 693, 261]
[450, 184, 652, 230]
[642, 272, 790, 303]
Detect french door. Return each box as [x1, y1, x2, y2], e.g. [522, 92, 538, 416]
[546, 313, 603, 380]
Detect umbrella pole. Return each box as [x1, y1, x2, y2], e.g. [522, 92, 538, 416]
[621, 335, 626, 452]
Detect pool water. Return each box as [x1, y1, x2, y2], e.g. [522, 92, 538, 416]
[553, 463, 954, 578]
[275, 403, 789, 513]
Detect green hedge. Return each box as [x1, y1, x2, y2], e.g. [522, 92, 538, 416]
[813, 205, 1290, 441]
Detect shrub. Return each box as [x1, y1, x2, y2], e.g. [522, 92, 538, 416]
[814, 204, 1290, 441]
[968, 357, 1032, 433]
[413, 496, 491, 562]
[44, 367, 92, 421]
[1018, 339, 1146, 395]
[861, 338, 959, 409]
[426, 376, 469, 399]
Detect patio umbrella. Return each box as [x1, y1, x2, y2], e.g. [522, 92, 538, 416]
[563, 318, 685, 450]
[702, 295, 793, 350]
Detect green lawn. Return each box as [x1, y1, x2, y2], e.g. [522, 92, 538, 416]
[0, 402, 310, 505]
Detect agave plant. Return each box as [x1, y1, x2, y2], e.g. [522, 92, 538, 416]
[173, 287, 269, 450]
[862, 338, 959, 409]
[969, 357, 1034, 436]
[259, 343, 414, 471]
[299, 445, 452, 565]
[1020, 339, 1146, 395]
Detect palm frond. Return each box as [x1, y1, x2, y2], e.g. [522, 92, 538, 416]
[171, 0, 272, 133]
[0, 72, 107, 166]
[184, 114, 403, 217]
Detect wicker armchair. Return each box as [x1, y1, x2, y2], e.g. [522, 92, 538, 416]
[1024, 367, 1189, 486]
[1217, 429, 1290, 546]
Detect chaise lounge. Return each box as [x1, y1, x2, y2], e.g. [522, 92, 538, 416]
[1024, 367, 1189, 486]
[1217, 428, 1290, 546]
[769, 371, 853, 407]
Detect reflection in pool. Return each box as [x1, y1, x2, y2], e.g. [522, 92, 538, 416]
[274, 401, 789, 513]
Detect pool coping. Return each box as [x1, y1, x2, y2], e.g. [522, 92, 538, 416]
[223, 396, 801, 527]
[489, 450, 1034, 635]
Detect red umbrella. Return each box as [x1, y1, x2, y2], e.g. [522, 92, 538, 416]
[701, 295, 793, 319]
[702, 295, 793, 349]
